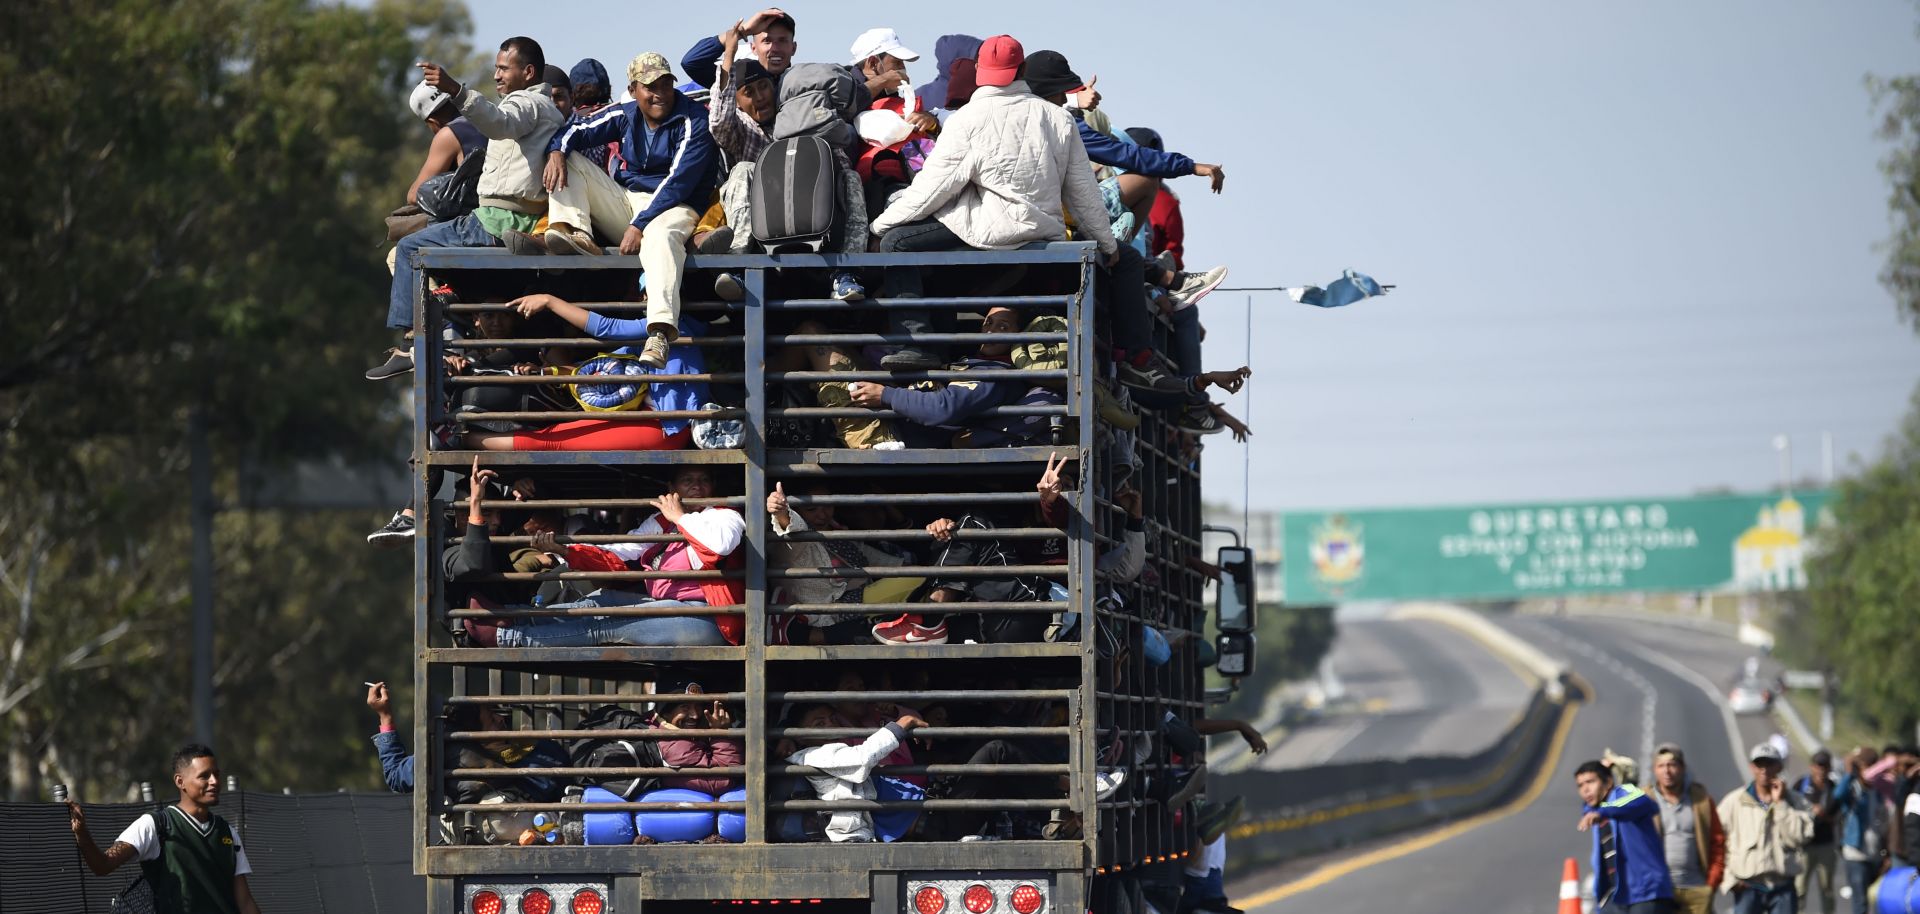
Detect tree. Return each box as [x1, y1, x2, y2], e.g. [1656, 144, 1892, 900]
[1871, 64, 1920, 329]
[1802, 387, 1920, 738]
[0, 0, 478, 799]
[1792, 31, 1920, 739]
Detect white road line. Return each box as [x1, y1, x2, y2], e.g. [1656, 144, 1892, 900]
[1627, 643, 1747, 778]
[1534, 624, 1657, 767]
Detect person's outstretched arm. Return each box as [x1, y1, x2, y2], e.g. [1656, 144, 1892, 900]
[68, 803, 140, 875]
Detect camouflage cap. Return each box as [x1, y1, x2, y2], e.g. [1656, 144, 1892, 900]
[626, 51, 673, 88]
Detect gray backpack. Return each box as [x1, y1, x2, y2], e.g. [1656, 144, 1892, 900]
[771, 63, 867, 147]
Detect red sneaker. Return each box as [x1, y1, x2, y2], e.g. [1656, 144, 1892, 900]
[871, 614, 949, 645]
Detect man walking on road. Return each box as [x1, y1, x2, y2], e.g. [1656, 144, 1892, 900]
[1793, 749, 1840, 914]
[1648, 744, 1725, 914]
[1576, 759, 1679, 914]
[1720, 742, 1816, 914]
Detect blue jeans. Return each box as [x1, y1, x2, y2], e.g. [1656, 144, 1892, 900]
[1169, 304, 1201, 377]
[1177, 867, 1224, 913]
[1601, 900, 1677, 914]
[1842, 859, 1875, 914]
[1731, 881, 1795, 914]
[493, 591, 726, 647]
[388, 213, 498, 331]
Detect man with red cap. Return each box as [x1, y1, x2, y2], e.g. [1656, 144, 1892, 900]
[865, 37, 1187, 395]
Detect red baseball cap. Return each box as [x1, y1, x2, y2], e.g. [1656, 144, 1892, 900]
[974, 34, 1024, 88]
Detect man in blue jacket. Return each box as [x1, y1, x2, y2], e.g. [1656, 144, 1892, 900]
[539, 52, 720, 368]
[681, 8, 797, 91]
[846, 307, 1059, 448]
[1576, 759, 1679, 913]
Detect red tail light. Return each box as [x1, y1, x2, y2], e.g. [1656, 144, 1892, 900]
[520, 888, 553, 914]
[1010, 883, 1044, 914]
[473, 891, 504, 914]
[569, 889, 603, 914]
[962, 884, 996, 913]
[913, 885, 948, 914]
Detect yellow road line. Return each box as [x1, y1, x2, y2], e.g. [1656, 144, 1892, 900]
[1238, 693, 1585, 911]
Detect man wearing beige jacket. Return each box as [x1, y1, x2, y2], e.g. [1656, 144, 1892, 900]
[371, 36, 565, 381]
[1719, 742, 1816, 914]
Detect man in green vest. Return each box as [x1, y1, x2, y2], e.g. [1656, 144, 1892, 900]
[68, 743, 262, 914]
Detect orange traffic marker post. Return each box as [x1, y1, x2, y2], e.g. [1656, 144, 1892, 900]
[1558, 857, 1583, 914]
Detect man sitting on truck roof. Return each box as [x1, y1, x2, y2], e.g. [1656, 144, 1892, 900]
[537, 52, 720, 368]
[844, 306, 1061, 448]
[371, 37, 565, 382]
[681, 7, 797, 91]
[864, 35, 1121, 372]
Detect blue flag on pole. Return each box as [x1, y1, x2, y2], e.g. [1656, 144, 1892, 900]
[1286, 270, 1387, 308]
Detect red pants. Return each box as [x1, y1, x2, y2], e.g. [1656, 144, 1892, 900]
[511, 419, 691, 451]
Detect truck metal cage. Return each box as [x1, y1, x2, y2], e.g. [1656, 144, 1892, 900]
[407, 243, 1206, 911]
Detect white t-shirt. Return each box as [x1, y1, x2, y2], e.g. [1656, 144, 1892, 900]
[1185, 835, 1227, 877]
[114, 806, 253, 876]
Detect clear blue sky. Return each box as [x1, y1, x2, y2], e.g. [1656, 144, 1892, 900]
[463, 0, 1920, 511]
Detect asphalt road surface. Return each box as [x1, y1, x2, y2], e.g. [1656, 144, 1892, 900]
[1258, 616, 1534, 769]
[1232, 609, 1807, 914]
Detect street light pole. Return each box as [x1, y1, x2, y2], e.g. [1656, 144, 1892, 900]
[1771, 434, 1792, 494]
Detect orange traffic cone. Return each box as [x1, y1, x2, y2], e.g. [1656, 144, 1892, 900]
[1558, 857, 1583, 914]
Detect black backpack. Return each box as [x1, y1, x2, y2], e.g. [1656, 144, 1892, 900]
[751, 135, 839, 253]
[417, 147, 484, 223]
[566, 705, 662, 799]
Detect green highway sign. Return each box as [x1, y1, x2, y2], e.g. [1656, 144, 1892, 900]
[1282, 491, 1830, 603]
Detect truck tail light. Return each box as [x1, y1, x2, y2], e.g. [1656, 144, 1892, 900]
[912, 885, 948, 914]
[569, 889, 604, 914]
[473, 891, 504, 914]
[962, 884, 996, 913]
[519, 888, 553, 914]
[1010, 883, 1044, 914]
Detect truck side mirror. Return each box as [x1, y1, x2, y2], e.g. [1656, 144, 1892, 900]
[1215, 546, 1255, 634]
[1215, 632, 1256, 679]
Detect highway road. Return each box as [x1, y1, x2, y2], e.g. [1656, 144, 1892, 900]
[1258, 614, 1533, 769]
[1233, 608, 1807, 914]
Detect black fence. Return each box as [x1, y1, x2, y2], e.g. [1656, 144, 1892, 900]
[0, 792, 419, 912]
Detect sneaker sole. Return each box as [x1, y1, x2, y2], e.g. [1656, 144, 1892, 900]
[832, 287, 866, 302]
[364, 363, 413, 381]
[367, 531, 415, 546]
[872, 631, 950, 645]
[1118, 375, 1186, 395]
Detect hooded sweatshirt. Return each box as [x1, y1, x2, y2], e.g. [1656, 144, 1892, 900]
[916, 34, 983, 110]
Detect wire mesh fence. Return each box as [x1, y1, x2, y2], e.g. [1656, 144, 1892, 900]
[0, 792, 419, 912]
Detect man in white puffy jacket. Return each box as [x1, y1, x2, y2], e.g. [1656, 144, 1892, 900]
[786, 703, 928, 842]
[866, 35, 1118, 371]
[371, 37, 565, 381]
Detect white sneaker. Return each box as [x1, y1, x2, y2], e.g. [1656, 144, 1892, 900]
[1168, 265, 1228, 310]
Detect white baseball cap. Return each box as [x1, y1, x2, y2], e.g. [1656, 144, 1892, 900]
[848, 27, 920, 65]
[408, 81, 453, 121]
